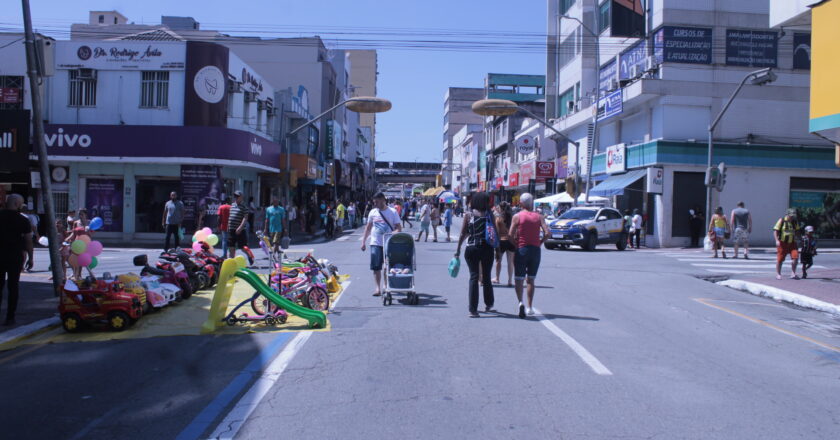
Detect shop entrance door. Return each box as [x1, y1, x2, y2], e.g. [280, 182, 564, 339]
[671, 172, 705, 237]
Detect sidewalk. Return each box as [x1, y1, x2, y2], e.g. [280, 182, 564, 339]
[0, 280, 59, 347]
[720, 268, 840, 315]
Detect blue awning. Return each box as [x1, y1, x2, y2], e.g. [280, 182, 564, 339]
[589, 169, 646, 197]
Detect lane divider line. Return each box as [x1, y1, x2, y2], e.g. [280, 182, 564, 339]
[693, 298, 840, 353]
[533, 307, 613, 376]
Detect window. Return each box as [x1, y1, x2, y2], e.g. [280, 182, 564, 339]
[0, 76, 24, 110]
[598, 1, 611, 33]
[559, 87, 575, 117]
[98, 15, 104, 24]
[243, 95, 251, 125]
[140, 71, 169, 108]
[256, 102, 264, 131]
[68, 69, 97, 107]
[561, 0, 576, 14]
[558, 28, 579, 69]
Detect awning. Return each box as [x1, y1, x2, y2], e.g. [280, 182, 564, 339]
[589, 169, 646, 197]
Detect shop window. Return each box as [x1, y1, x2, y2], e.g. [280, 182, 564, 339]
[559, 87, 575, 117]
[69, 69, 97, 107]
[598, 1, 611, 34]
[140, 71, 169, 108]
[790, 177, 840, 238]
[0, 75, 24, 110]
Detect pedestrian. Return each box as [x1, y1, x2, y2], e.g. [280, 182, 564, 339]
[509, 193, 550, 318]
[347, 202, 356, 229]
[800, 225, 817, 279]
[325, 204, 336, 239]
[454, 192, 495, 318]
[218, 198, 231, 257]
[162, 191, 184, 252]
[73, 207, 90, 231]
[430, 203, 441, 242]
[630, 208, 643, 249]
[730, 201, 752, 259]
[708, 206, 730, 259]
[416, 200, 431, 242]
[361, 192, 402, 297]
[492, 201, 515, 287]
[774, 208, 802, 280]
[65, 209, 77, 232]
[1, 194, 34, 325]
[623, 209, 633, 248]
[336, 200, 346, 233]
[689, 206, 704, 248]
[443, 203, 453, 242]
[49, 218, 70, 281]
[264, 198, 286, 253]
[401, 199, 414, 228]
[227, 191, 253, 265]
[298, 203, 307, 234]
[320, 201, 327, 229]
[67, 210, 92, 280]
[21, 205, 38, 272]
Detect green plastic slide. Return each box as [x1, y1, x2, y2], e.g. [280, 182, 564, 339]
[234, 268, 327, 329]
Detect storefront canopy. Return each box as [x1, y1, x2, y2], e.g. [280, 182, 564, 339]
[534, 192, 609, 205]
[589, 169, 647, 197]
[422, 186, 445, 197]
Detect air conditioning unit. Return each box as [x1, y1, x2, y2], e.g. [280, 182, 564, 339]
[629, 65, 640, 79]
[227, 80, 242, 94]
[644, 56, 657, 72]
[77, 68, 96, 80]
[608, 78, 619, 91]
[244, 91, 257, 102]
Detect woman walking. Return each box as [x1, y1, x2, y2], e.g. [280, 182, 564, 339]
[416, 200, 431, 242]
[492, 201, 515, 286]
[455, 192, 495, 318]
[430, 203, 441, 242]
[708, 206, 730, 258]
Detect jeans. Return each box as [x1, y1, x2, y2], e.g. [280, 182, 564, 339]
[164, 224, 180, 251]
[220, 231, 228, 256]
[0, 258, 23, 320]
[465, 244, 494, 313]
[632, 230, 641, 248]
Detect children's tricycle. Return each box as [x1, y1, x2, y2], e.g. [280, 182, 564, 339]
[60, 278, 144, 332]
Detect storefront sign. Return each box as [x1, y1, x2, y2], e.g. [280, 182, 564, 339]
[654, 26, 713, 65]
[180, 165, 222, 231]
[502, 157, 511, 186]
[0, 110, 30, 173]
[44, 124, 282, 171]
[509, 173, 519, 187]
[184, 41, 229, 127]
[85, 178, 123, 232]
[793, 33, 811, 70]
[0, 88, 21, 104]
[307, 158, 318, 179]
[646, 167, 664, 194]
[556, 155, 569, 179]
[536, 161, 555, 180]
[619, 39, 647, 80]
[519, 162, 534, 184]
[597, 89, 623, 122]
[606, 144, 627, 174]
[494, 177, 503, 190]
[515, 135, 536, 155]
[56, 41, 186, 70]
[725, 29, 778, 67]
[599, 59, 618, 96]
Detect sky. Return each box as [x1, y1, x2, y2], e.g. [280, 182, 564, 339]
[1, 0, 546, 162]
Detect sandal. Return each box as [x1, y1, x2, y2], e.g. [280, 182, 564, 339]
[372, 291, 382, 297]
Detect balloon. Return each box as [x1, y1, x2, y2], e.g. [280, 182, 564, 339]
[68, 254, 79, 269]
[77, 252, 92, 267]
[88, 256, 98, 270]
[38, 236, 49, 247]
[87, 241, 103, 257]
[202, 227, 212, 236]
[89, 217, 104, 231]
[206, 234, 219, 246]
[192, 242, 203, 252]
[78, 235, 91, 244]
[70, 239, 88, 255]
[194, 231, 207, 242]
[192, 235, 198, 242]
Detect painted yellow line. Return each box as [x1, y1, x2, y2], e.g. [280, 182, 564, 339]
[694, 298, 840, 353]
[0, 343, 46, 365]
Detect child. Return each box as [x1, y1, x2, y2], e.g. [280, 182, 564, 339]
[800, 225, 817, 279]
[443, 204, 453, 242]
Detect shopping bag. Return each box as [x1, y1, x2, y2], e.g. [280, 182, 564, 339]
[448, 257, 460, 278]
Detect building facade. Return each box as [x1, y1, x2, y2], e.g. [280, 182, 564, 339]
[443, 87, 484, 190]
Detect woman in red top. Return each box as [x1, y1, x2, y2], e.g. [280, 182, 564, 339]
[509, 193, 550, 318]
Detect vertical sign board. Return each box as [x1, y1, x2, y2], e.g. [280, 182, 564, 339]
[599, 59, 618, 96]
[619, 39, 648, 80]
[180, 165, 223, 231]
[654, 26, 713, 65]
[725, 29, 778, 67]
[597, 89, 623, 122]
[184, 41, 229, 127]
[793, 33, 811, 70]
[85, 179, 123, 232]
[646, 167, 664, 194]
[605, 144, 627, 174]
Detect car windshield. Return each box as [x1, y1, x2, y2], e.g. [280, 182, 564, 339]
[559, 209, 597, 220]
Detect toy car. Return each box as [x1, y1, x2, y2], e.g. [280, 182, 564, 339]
[118, 273, 151, 313]
[60, 278, 143, 332]
[140, 276, 179, 308]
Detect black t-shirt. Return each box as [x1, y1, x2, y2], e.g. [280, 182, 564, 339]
[0, 210, 31, 261]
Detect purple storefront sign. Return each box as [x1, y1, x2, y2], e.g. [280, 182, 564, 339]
[181, 165, 223, 232]
[43, 124, 281, 170]
[85, 178, 123, 232]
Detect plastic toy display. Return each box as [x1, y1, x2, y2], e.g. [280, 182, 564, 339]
[60, 278, 143, 332]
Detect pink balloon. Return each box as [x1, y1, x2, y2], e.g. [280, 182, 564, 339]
[192, 242, 203, 252]
[78, 235, 91, 244]
[202, 227, 213, 236]
[87, 241, 103, 257]
[77, 252, 92, 267]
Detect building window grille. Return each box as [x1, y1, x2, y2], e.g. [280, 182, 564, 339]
[68, 69, 97, 107]
[140, 71, 169, 108]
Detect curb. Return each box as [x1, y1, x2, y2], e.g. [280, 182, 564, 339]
[0, 316, 61, 349]
[718, 279, 840, 316]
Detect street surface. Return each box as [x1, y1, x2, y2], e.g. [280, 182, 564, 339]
[2, 216, 840, 439]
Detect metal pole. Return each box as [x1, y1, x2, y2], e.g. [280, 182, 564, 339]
[22, 0, 64, 294]
[584, 7, 600, 204]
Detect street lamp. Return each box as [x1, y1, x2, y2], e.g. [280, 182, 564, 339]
[705, 68, 776, 224]
[284, 96, 391, 205]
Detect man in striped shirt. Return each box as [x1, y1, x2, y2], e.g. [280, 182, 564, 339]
[227, 191, 250, 262]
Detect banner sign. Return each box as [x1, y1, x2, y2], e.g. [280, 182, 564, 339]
[646, 167, 664, 194]
[536, 161, 555, 179]
[56, 41, 186, 70]
[599, 59, 618, 95]
[0, 110, 30, 173]
[793, 33, 811, 70]
[654, 26, 713, 65]
[502, 156, 511, 186]
[509, 173, 519, 187]
[606, 144, 627, 174]
[597, 90, 623, 122]
[619, 40, 648, 80]
[556, 155, 569, 179]
[725, 29, 778, 67]
[0, 88, 21, 104]
[184, 41, 229, 127]
[519, 161, 535, 184]
[180, 165, 222, 231]
[85, 178, 123, 232]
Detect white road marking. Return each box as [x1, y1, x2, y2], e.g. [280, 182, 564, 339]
[358, 235, 365, 241]
[692, 263, 828, 269]
[533, 308, 612, 376]
[337, 235, 350, 241]
[677, 258, 775, 262]
[704, 269, 772, 274]
[209, 281, 351, 439]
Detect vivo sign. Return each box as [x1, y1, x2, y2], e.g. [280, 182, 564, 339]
[45, 128, 92, 148]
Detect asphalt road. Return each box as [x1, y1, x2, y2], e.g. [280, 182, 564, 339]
[3, 217, 840, 439]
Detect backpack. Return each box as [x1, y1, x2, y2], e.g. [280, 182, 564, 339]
[484, 213, 500, 248]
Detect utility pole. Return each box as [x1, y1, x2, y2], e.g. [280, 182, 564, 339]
[22, 0, 64, 294]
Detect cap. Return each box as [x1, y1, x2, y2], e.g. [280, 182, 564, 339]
[805, 225, 814, 232]
[233, 190, 243, 197]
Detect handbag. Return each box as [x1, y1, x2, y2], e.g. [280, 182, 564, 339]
[448, 257, 460, 278]
[484, 213, 500, 248]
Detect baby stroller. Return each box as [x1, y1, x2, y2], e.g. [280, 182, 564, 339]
[383, 232, 417, 306]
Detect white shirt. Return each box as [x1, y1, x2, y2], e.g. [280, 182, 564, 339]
[631, 214, 642, 230]
[367, 207, 401, 247]
[419, 204, 431, 222]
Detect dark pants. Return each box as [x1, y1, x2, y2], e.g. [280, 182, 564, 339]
[465, 244, 494, 313]
[690, 228, 701, 247]
[632, 230, 641, 249]
[0, 258, 23, 320]
[164, 224, 180, 251]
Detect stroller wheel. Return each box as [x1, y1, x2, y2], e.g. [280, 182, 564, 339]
[386, 292, 393, 306]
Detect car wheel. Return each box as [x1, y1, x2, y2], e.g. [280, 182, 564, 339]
[585, 233, 597, 251]
[545, 243, 557, 250]
[616, 235, 628, 251]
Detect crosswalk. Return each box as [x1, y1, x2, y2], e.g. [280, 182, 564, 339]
[649, 249, 826, 275]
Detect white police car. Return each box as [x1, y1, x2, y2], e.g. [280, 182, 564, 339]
[545, 207, 627, 251]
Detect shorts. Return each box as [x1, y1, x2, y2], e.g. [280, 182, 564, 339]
[514, 245, 541, 280]
[734, 227, 749, 245]
[227, 230, 247, 249]
[776, 242, 799, 263]
[801, 253, 814, 266]
[713, 227, 726, 240]
[445, 225, 451, 233]
[420, 221, 430, 233]
[495, 240, 515, 258]
[370, 245, 384, 271]
[269, 231, 283, 245]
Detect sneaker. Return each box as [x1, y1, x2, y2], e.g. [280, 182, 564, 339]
[775, 274, 782, 280]
[518, 303, 526, 319]
[527, 307, 535, 316]
[484, 305, 496, 313]
[790, 274, 800, 280]
[744, 254, 750, 260]
[468, 311, 480, 318]
[802, 272, 808, 279]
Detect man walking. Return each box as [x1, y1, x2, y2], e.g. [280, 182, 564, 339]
[162, 191, 184, 251]
[730, 202, 752, 259]
[336, 200, 346, 234]
[774, 209, 801, 280]
[509, 193, 550, 318]
[0, 194, 34, 325]
[361, 192, 402, 297]
[227, 191, 253, 265]
[264, 198, 286, 253]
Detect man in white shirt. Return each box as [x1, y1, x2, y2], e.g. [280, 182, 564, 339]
[361, 192, 402, 297]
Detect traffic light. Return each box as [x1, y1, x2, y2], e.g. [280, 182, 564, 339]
[715, 162, 727, 192]
[704, 166, 719, 188]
